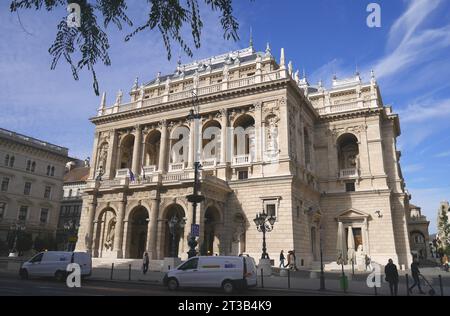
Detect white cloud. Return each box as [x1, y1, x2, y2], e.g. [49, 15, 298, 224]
[435, 151, 450, 158]
[403, 163, 424, 174]
[399, 98, 450, 123]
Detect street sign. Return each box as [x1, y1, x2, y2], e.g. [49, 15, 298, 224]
[191, 224, 200, 237]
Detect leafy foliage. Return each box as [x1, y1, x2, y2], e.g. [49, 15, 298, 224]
[16, 232, 33, 253]
[10, 0, 246, 95]
[438, 206, 450, 250]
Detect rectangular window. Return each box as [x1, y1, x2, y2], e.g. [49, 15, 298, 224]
[1, 177, 9, 192]
[238, 170, 248, 180]
[0, 202, 6, 220]
[266, 203, 277, 218]
[345, 182, 356, 192]
[24, 182, 32, 195]
[18, 206, 28, 221]
[40, 208, 49, 224]
[44, 186, 52, 199]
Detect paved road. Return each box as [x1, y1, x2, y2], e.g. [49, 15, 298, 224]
[0, 274, 338, 296]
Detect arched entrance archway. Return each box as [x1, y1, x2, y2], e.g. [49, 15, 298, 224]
[202, 206, 222, 255]
[127, 206, 149, 259]
[162, 204, 186, 258]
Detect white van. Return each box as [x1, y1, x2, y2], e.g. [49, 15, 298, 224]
[163, 256, 257, 293]
[19, 251, 92, 281]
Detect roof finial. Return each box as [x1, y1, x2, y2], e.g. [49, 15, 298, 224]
[132, 77, 139, 90]
[265, 42, 271, 57]
[371, 69, 377, 84]
[99, 92, 106, 110]
[303, 68, 306, 80]
[288, 61, 293, 76]
[294, 70, 300, 83]
[249, 26, 254, 49]
[280, 48, 285, 68]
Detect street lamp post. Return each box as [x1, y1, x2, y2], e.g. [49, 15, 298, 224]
[253, 212, 276, 259]
[168, 216, 186, 258]
[9, 222, 26, 257]
[319, 225, 326, 290]
[64, 220, 79, 251]
[186, 90, 205, 259]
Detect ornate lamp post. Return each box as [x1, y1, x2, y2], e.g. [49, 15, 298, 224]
[253, 212, 276, 259]
[64, 220, 80, 251]
[8, 222, 26, 257]
[186, 90, 205, 258]
[168, 216, 186, 258]
[319, 225, 326, 290]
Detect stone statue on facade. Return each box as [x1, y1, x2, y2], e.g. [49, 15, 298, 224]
[104, 218, 116, 250]
[115, 90, 123, 106]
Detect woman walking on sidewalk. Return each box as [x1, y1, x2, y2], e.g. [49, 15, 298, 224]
[279, 250, 286, 268]
[142, 252, 149, 275]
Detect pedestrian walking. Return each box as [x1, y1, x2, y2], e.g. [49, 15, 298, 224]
[384, 259, 399, 296]
[142, 252, 149, 275]
[409, 257, 425, 295]
[279, 250, 286, 268]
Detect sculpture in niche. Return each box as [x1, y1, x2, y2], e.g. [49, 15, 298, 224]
[104, 218, 116, 250]
[265, 115, 279, 160]
[98, 143, 108, 170]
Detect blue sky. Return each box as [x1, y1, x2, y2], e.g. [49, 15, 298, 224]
[0, 0, 449, 232]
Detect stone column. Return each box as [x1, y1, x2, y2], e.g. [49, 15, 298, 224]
[188, 119, 195, 168]
[132, 126, 142, 175]
[85, 201, 97, 255]
[121, 220, 130, 258]
[146, 198, 160, 259]
[89, 131, 100, 179]
[113, 197, 127, 258]
[105, 130, 118, 179]
[254, 103, 263, 163]
[220, 109, 228, 164]
[363, 218, 370, 255]
[158, 120, 168, 172]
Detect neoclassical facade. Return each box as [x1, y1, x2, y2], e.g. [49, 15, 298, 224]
[76, 45, 414, 269]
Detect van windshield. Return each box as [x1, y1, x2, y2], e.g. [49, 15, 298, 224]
[178, 258, 198, 271]
[29, 253, 44, 263]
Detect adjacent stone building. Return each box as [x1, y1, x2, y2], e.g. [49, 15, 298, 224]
[408, 204, 430, 260]
[75, 45, 414, 269]
[0, 128, 69, 250]
[56, 159, 90, 251]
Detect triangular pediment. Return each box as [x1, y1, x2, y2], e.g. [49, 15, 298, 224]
[336, 208, 371, 220]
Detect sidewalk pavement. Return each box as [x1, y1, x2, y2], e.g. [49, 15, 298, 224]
[2, 264, 449, 296]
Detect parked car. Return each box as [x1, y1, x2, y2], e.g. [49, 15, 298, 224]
[163, 255, 257, 293]
[19, 251, 92, 281]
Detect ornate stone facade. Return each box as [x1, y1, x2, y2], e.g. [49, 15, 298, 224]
[76, 46, 415, 269]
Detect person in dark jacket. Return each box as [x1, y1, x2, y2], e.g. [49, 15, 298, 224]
[384, 259, 399, 296]
[279, 250, 286, 268]
[409, 257, 425, 294]
[142, 252, 150, 275]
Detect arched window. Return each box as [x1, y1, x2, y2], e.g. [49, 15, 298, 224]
[304, 128, 311, 165]
[4, 155, 9, 166]
[9, 156, 15, 168]
[51, 166, 55, 176]
[31, 161, 36, 172]
[46, 165, 51, 176]
[26, 160, 31, 171]
[68, 189, 72, 197]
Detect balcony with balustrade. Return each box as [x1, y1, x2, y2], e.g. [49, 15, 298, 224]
[339, 168, 359, 179]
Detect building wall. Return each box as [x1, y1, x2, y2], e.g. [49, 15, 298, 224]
[0, 131, 68, 245]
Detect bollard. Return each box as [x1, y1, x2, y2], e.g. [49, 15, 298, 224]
[406, 274, 409, 296]
[128, 264, 131, 281]
[439, 275, 444, 296]
[288, 269, 291, 289]
[261, 268, 264, 288]
[110, 263, 114, 280]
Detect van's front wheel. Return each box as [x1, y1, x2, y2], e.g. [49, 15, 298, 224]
[19, 269, 28, 280]
[222, 280, 234, 294]
[55, 270, 66, 282]
[167, 278, 179, 291]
